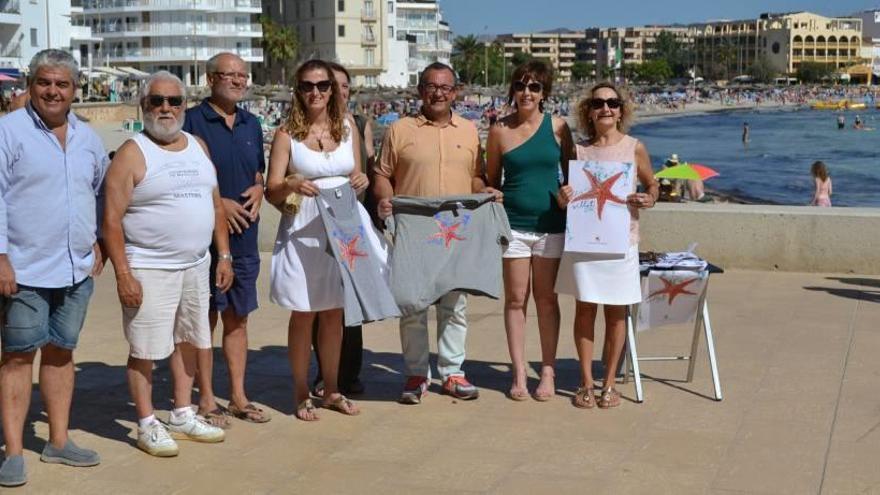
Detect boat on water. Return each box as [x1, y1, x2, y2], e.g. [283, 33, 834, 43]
[811, 100, 867, 110]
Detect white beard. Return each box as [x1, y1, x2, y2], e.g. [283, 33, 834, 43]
[144, 111, 185, 143]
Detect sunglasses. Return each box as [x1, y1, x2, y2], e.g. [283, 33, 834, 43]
[146, 95, 184, 108]
[589, 97, 623, 110]
[297, 80, 332, 93]
[512, 81, 543, 93]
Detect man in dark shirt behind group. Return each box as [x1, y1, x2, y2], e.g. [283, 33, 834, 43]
[183, 52, 270, 426]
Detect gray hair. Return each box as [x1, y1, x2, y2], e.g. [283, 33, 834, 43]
[141, 70, 185, 108]
[205, 52, 244, 75]
[28, 49, 79, 84]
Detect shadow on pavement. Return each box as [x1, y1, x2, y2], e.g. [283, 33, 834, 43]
[825, 277, 880, 289]
[803, 286, 880, 303]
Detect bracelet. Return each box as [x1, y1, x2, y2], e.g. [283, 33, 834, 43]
[218, 253, 233, 262]
[115, 269, 131, 276]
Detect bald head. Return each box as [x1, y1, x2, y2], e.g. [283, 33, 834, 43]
[206, 52, 248, 106]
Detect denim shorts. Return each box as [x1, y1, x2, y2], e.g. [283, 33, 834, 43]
[209, 253, 260, 317]
[0, 277, 95, 353]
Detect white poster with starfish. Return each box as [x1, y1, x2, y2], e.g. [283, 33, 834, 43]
[564, 160, 635, 254]
[637, 270, 709, 331]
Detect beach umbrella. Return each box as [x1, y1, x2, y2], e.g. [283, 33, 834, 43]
[655, 162, 719, 180]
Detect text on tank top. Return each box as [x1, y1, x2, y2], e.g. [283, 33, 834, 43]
[124, 131, 218, 269]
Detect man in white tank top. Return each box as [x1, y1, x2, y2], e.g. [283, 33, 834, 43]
[102, 71, 234, 457]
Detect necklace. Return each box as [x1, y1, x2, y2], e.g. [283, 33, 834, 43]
[311, 125, 330, 159]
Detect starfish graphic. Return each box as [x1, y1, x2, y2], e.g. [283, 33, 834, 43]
[648, 277, 700, 305]
[337, 235, 368, 270]
[428, 219, 466, 248]
[570, 170, 627, 220]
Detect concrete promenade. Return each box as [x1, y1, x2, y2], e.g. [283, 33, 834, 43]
[4, 256, 879, 494]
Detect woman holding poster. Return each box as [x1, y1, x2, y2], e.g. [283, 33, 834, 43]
[556, 82, 659, 409]
[486, 61, 575, 402]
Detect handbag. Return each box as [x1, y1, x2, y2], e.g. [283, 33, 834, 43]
[272, 174, 302, 217]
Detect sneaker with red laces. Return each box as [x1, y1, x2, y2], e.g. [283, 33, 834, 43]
[442, 375, 479, 400]
[400, 376, 429, 404]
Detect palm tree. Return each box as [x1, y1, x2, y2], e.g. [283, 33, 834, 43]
[453, 34, 481, 84]
[260, 15, 298, 85]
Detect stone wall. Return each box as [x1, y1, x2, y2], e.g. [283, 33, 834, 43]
[256, 202, 880, 274]
[72, 102, 139, 123]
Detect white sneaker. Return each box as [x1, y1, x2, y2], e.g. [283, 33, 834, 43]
[137, 422, 179, 457]
[167, 414, 225, 443]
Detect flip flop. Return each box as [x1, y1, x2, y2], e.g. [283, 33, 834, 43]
[295, 399, 319, 422]
[322, 394, 360, 416]
[199, 407, 232, 429]
[508, 387, 529, 401]
[227, 403, 271, 424]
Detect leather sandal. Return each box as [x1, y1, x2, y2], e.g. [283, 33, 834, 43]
[572, 386, 596, 409]
[597, 388, 621, 409]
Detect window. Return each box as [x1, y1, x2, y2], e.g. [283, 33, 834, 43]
[338, 0, 344, 11]
[389, 26, 394, 38]
[295, 1, 299, 18]
[30, 28, 37, 47]
[365, 48, 374, 65]
[338, 25, 345, 37]
[310, 25, 315, 42]
[310, 0, 314, 17]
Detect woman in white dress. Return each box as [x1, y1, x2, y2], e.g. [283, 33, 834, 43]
[556, 82, 659, 409]
[266, 59, 374, 421]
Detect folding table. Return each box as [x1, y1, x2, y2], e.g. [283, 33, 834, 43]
[621, 263, 724, 403]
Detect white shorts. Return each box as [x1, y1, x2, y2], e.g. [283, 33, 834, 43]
[123, 259, 212, 360]
[503, 229, 565, 259]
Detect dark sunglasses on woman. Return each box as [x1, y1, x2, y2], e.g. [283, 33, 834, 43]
[512, 81, 543, 93]
[297, 80, 332, 93]
[589, 97, 623, 110]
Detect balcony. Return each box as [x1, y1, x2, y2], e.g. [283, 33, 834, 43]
[93, 22, 262, 37]
[71, 25, 102, 41]
[559, 51, 575, 58]
[82, 0, 261, 13]
[98, 45, 262, 63]
[361, 34, 377, 46]
[0, 0, 20, 25]
[361, 8, 377, 22]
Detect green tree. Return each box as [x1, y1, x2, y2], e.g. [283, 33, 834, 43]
[747, 54, 778, 83]
[260, 15, 298, 84]
[651, 31, 690, 77]
[571, 61, 593, 82]
[510, 50, 534, 69]
[634, 59, 672, 83]
[452, 35, 481, 84]
[797, 61, 835, 83]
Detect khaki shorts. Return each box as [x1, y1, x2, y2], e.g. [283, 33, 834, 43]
[123, 259, 212, 360]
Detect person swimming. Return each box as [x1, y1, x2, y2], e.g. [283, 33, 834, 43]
[854, 115, 864, 130]
[837, 114, 845, 130]
[742, 122, 750, 143]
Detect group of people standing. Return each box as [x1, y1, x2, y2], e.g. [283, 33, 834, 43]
[0, 49, 658, 488]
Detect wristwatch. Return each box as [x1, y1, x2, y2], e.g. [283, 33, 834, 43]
[218, 253, 233, 262]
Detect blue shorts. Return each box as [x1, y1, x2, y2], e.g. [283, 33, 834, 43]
[210, 254, 259, 317]
[1, 277, 95, 353]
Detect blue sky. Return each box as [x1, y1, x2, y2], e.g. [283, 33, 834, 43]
[440, 0, 879, 35]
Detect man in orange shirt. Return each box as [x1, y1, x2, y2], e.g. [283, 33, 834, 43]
[374, 62, 498, 404]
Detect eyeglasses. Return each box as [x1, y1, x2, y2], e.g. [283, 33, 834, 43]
[297, 80, 332, 93]
[420, 83, 455, 95]
[589, 97, 623, 110]
[146, 95, 184, 108]
[512, 81, 543, 94]
[212, 71, 249, 81]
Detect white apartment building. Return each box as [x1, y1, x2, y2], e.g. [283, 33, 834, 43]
[0, 0, 75, 75]
[73, 0, 264, 86]
[395, 0, 450, 85]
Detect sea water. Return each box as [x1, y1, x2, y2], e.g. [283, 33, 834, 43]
[632, 108, 880, 207]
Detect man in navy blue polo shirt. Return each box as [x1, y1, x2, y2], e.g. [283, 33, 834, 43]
[183, 52, 269, 426]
